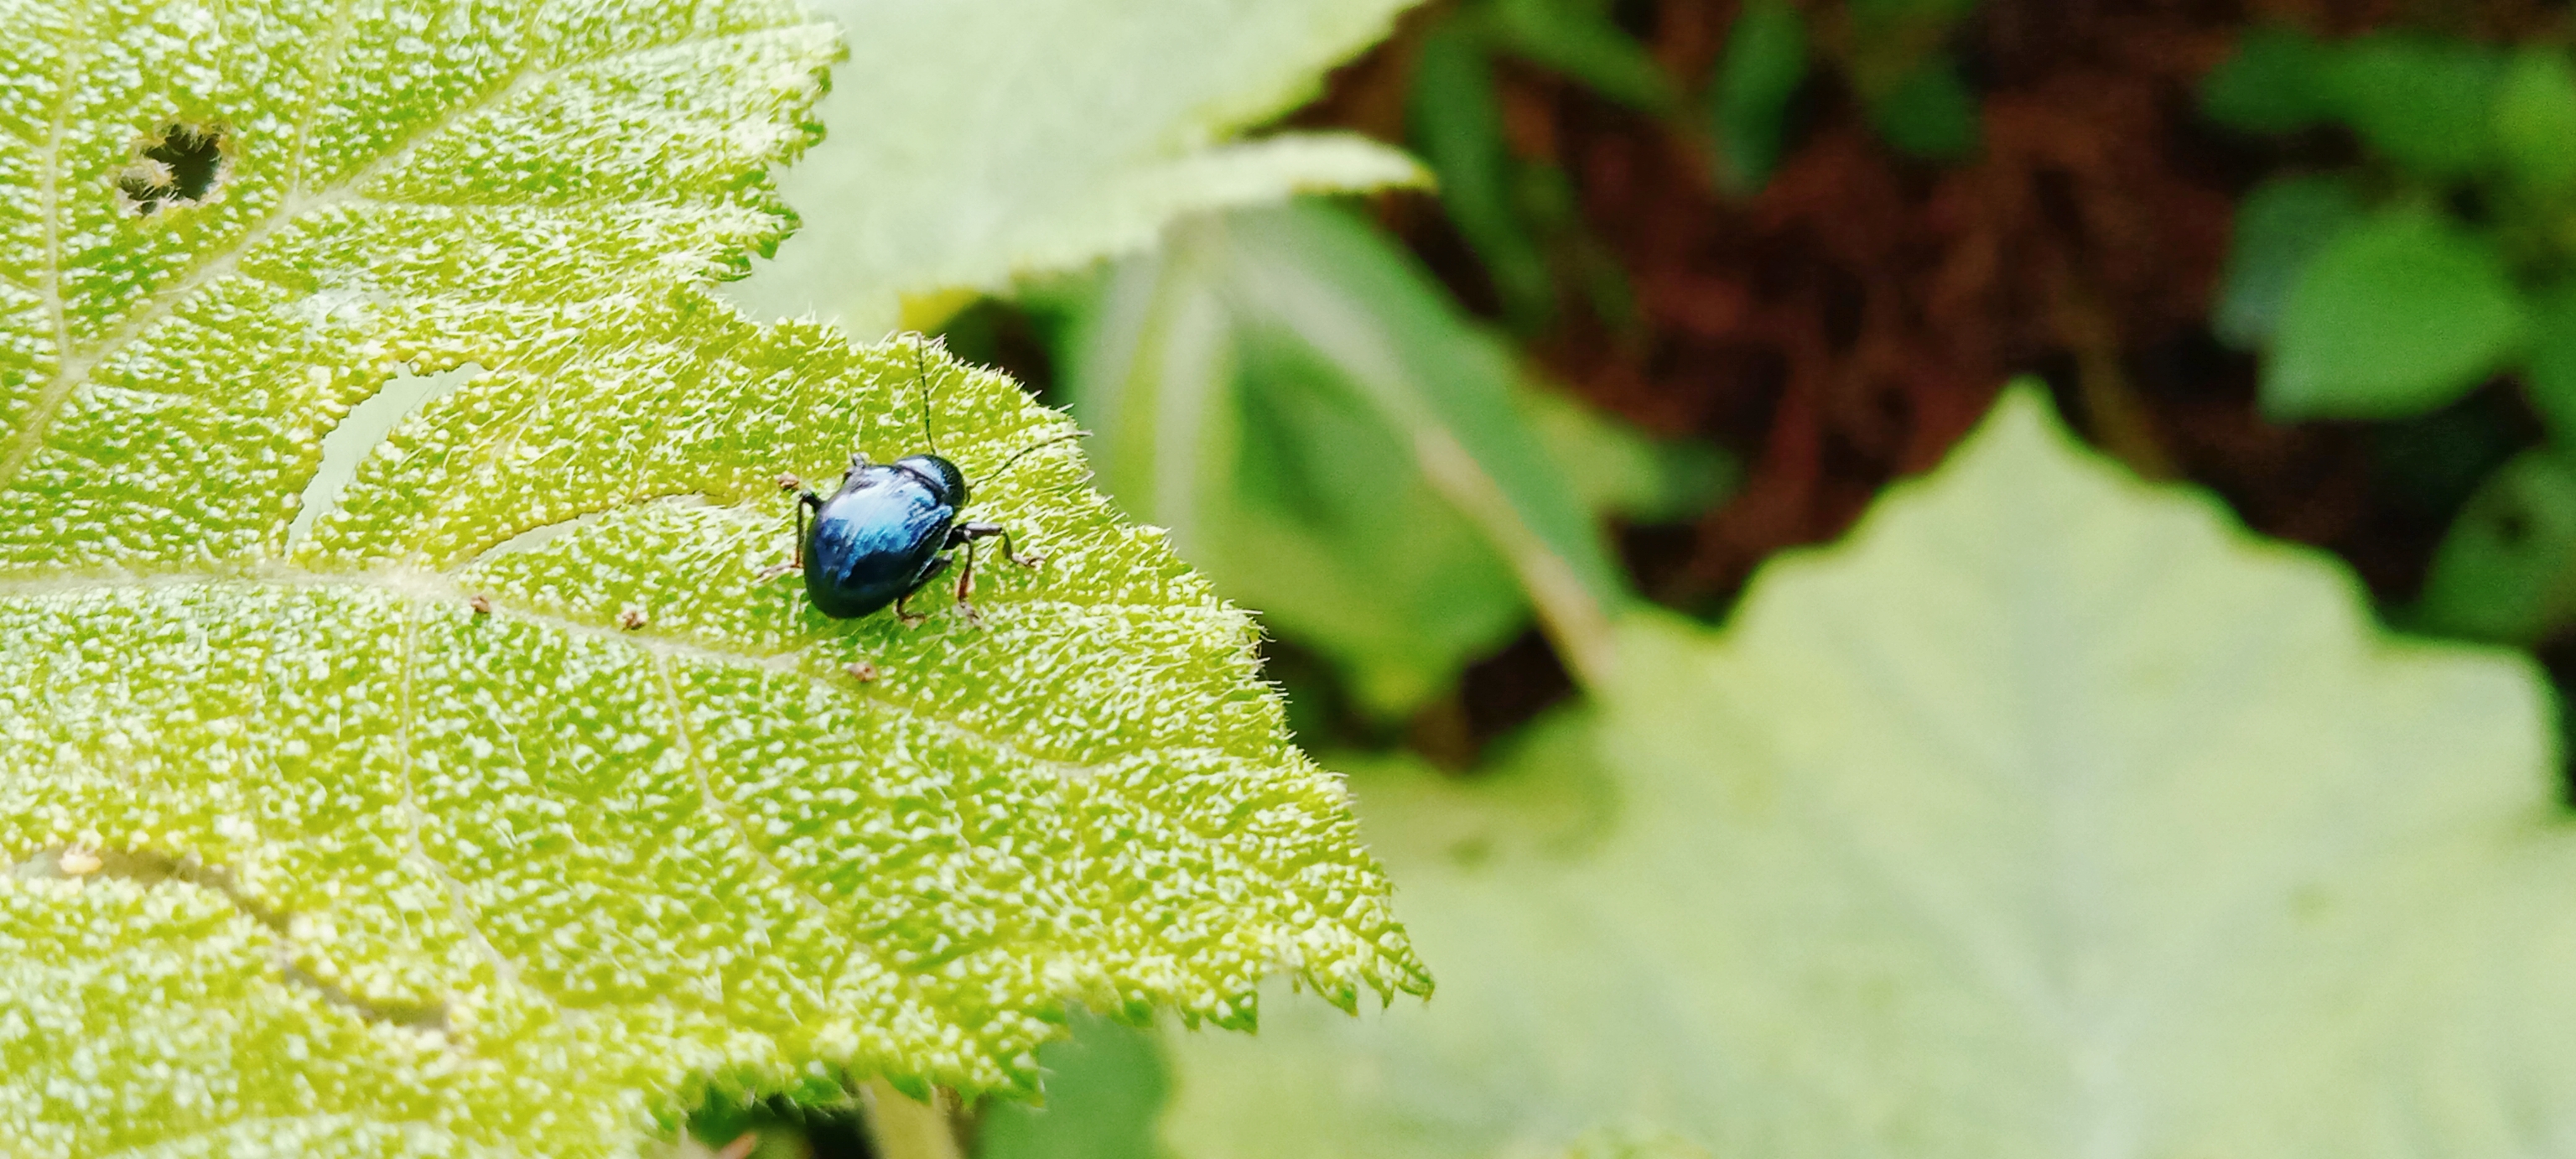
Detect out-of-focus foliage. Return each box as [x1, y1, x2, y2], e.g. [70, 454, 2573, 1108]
[1703, 0, 1807, 194]
[1409, 21, 1555, 332]
[2206, 25, 2576, 642]
[2211, 175, 2364, 350]
[723, 0, 1431, 334]
[1487, 0, 1675, 112]
[2496, 47, 2576, 196]
[2421, 449, 2576, 642]
[979, 1011, 1171, 1159]
[1052, 202, 1722, 714]
[1405, 0, 1662, 335]
[0, 2, 1425, 1154]
[995, 387, 2570, 1159]
[2264, 206, 2527, 418]
[1713, 0, 1984, 181]
[2206, 28, 2570, 420]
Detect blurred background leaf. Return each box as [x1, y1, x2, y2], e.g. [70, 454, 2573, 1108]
[2495, 46, 2576, 195]
[2326, 33, 2503, 179]
[984, 389, 2569, 1159]
[2263, 206, 2527, 418]
[723, 0, 1432, 333]
[2420, 448, 2576, 642]
[1863, 56, 1980, 160]
[1488, 0, 1675, 112]
[2213, 175, 2365, 350]
[978, 1012, 1171, 1159]
[1703, 0, 1809, 195]
[1410, 21, 1558, 333]
[2202, 26, 2337, 134]
[1048, 202, 1722, 714]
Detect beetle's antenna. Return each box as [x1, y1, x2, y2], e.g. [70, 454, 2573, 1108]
[914, 339, 942, 456]
[993, 430, 1092, 478]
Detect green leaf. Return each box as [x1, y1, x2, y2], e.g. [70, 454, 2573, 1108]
[0, 3, 1422, 1154]
[2495, 46, 2576, 195]
[2324, 33, 2504, 179]
[1517, 385, 1734, 522]
[724, 0, 1431, 333]
[2202, 25, 2334, 135]
[2264, 206, 2527, 418]
[1865, 56, 1979, 160]
[977, 1011, 1171, 1159]
[1057, 202, 1626, 715]
[1149, 384, 2570, 1158]
[1702, 0, 1808, 195]
[2213, 174, 2364, 350]
[2418, 448, 2576, 642]
[1408, 22, 1556, 333]
[1488, 0, 1675, 112]
[2524, 281, 2576, 441]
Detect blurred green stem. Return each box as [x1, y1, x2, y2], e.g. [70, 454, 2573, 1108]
[1415, 425, 1621, 687]
[866, 1080, 968, 1159]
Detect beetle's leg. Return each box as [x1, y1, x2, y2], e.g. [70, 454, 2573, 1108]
[755, 485, 824, 580]
[1001, 527, 1043, 569]
[952, 537, 984, 625]
[953, 522, 1043, 569]
[895, 554, 953, 628]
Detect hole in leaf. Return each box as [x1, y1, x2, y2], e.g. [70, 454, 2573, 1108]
[289, 364, 480, 546]
[117, 122, 227, 216]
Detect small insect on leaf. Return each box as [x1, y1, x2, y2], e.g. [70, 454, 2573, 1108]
[768, 337, 1086, 627]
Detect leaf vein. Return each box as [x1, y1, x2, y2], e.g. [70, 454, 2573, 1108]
[652, 649, 844, 924]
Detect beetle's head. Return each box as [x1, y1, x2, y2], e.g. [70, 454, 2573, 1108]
[894, 453, 969, 507]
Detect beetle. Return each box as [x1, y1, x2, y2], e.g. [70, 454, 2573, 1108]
[762, 348, 1083, 626]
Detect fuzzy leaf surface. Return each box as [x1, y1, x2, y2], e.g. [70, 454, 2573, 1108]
[0, 3, 1422, 1155]
[1156, 388, 2573, 1159]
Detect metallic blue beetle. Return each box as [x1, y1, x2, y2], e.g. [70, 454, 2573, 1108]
[766, 353, 1083, 625]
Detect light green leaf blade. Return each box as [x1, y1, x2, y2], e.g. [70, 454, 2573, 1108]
[978, 1011, 1171, 1159]
[2264, 206, 2527, 419]
[1059, 202, 1626, 715]
[2325, 33, 2503, 180]
[1702, 0, 1808, 195]
[722, 0, 1431, 334]
[1488, 0, 1675, 112]
[2524, 280, 2576, 442]
[2496, 46, 2576, 195]
[2202, 25, 2334, 135]
[1408, 22, 1555, 333]
[1154, 386, 2569, 1158]
[1865, 55, 1978, 159]
[2212, 174, 2363, 350]
[2418, 447, 2576, 642]
[1516, 383, 1732, 523]
[0, 3, 1423, 1154]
